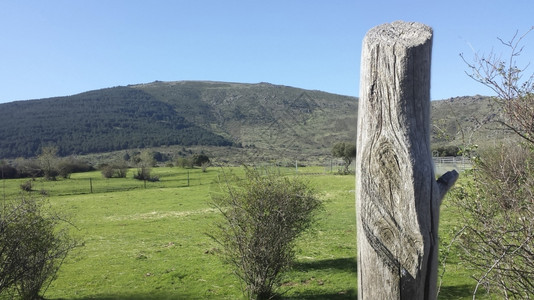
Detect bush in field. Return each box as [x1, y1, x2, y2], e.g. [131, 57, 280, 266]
[455, 28, 534, 298]
[115, 166, 128, 178]
[133, 167, 152, 181]
[176, 157, 193, 169]
[0, 196, 76, 299]
[20, 180, 32, 192]
[100, 161, 129, 179]
[200, 162, 210, 173]
[37, 146, 59, 181]
[57, 157, 93, 179]
[100, 164, 114, 179]
[450, 143, 534, 298]
[133, 151, 154, 181]
[211, 168, 322, 300]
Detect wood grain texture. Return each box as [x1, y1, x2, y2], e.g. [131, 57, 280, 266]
[356, 21, 458, 300]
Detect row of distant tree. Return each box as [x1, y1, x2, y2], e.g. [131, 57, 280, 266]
[0, 146, 211, 181]
[0, 148, 93, 180]
[1, 141, 464, 182]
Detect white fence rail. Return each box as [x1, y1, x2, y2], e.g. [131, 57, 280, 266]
[433, 156, 471, 174]
[432, 156, 471, 165]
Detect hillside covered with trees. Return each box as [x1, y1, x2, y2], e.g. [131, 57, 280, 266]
[0, 81, 357, 159]
[0, 80, 508, 160]
[0, 85, 233, 158]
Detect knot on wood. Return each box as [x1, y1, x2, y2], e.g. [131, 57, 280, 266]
[360, 138, 425, 278]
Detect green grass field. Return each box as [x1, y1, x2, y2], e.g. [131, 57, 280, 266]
[1, 166, 490, 299]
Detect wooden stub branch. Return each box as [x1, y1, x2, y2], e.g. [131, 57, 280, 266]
[356, 21, 459, 299]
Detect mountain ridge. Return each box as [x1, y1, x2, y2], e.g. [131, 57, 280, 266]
[0, 80, 507, 162]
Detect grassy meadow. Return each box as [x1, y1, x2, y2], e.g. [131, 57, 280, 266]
[1, 166, 490, 299]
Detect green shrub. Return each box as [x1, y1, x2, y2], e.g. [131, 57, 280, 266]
[0, 196, 76, 299]
[100, 165, 114, 179]
[133, 167, 151, 181]
[100, 162, 129, 179]
[450, 142, 534, 298]
[20, 180, 32, 192]
[211, 168, 322, 300]
[176, 157, 193, 169]
[57, 157, 93, 179]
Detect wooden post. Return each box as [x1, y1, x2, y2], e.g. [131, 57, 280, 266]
[356, 21, 459, 299]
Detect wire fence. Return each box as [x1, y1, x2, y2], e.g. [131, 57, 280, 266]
[3, 157, 471, 199]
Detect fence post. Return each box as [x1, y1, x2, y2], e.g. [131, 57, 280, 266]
[90, 178, 93, 193]
[356, 21, 458, 299]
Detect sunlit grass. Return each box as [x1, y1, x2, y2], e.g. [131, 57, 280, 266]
[0, 166, 487, 299]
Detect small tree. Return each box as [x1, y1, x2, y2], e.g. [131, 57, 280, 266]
[0, 196, 76, 299]
[331, 142, 356, 174]
[37, 147, 59, 181]
[100, 160, 129, 179]
[20, 181, 32, 192]
[450, 143, 534, 298]
[453, 28, 534, 298]
[176, 157, 193, 169]
[134, 150, 154, 181]
[56, 157, 93, 179]
[114, 160, 129, 178]
[192, 153, 210, 167]
[461, 27, 534, 145]
[101, 165, 114, 179]
[211, 168, 322, 300]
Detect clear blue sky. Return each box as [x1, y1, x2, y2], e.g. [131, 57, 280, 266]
[1, 0, 533, 103]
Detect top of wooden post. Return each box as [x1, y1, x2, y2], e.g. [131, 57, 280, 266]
[364, 21, 432, 47]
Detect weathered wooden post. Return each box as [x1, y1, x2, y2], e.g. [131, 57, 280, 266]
[356, 21, 459, 299]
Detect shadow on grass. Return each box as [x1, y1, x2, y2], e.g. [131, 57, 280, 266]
[292, 257, 357, 273]
[281, 288, 357, 300]
[283, 284, 474, 300]
[438, 284, 475, 299]
[282, 257, 357, 299]
[52, 292, 193, 300]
